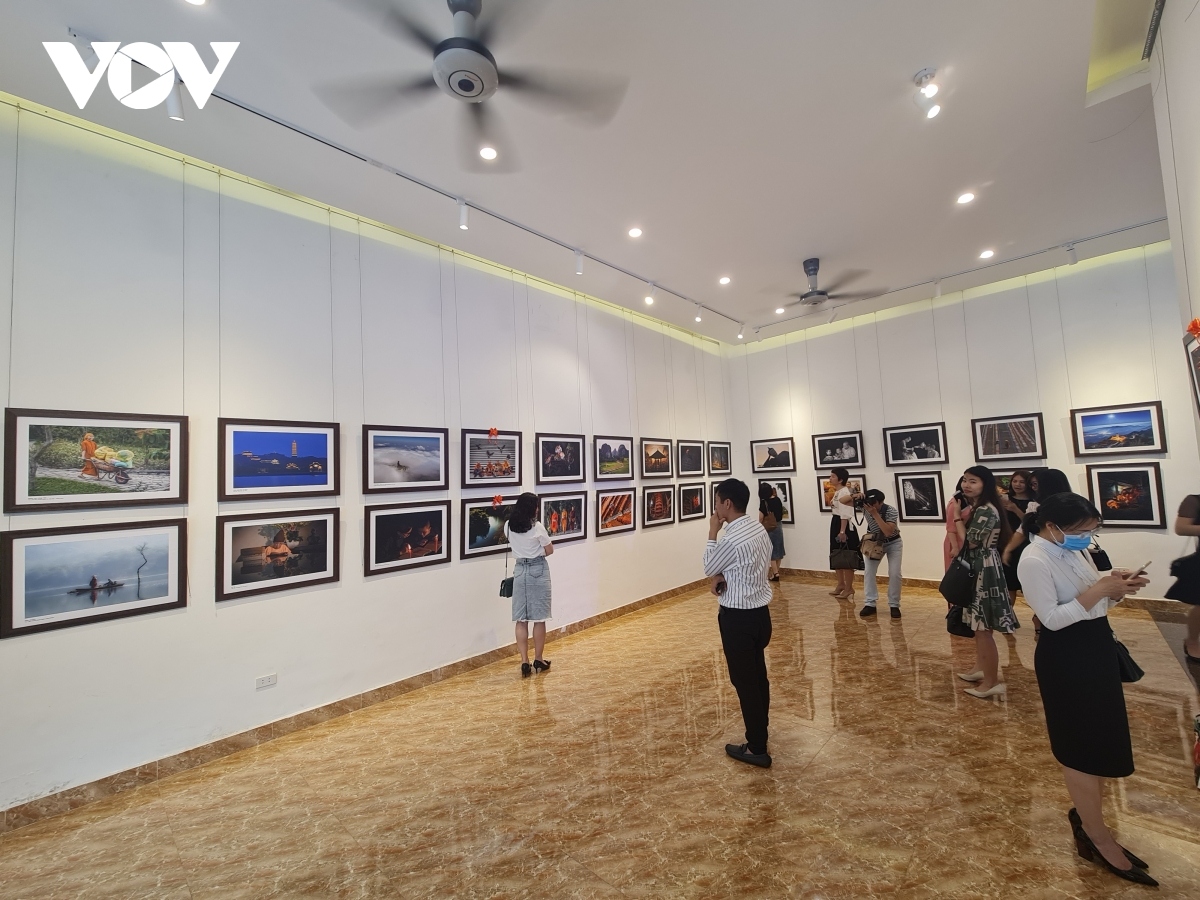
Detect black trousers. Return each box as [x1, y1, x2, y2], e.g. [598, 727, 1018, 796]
[718, 605, 772, 754]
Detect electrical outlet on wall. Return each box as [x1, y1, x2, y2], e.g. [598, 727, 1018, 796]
[255, 674, 278, 691]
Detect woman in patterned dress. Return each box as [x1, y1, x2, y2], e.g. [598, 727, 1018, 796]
[950, 466, 1019, 700]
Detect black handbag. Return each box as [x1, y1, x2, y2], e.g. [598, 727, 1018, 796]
[939, 548, 976, 607]
[1166, 550, 1200, 602]
[1088, 540, 1112, 572]
[1115, 638, 1144, 683]
[946, 606, 974, 638]
[499, 551, 514, 598]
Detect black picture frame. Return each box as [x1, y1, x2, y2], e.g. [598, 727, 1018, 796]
[461, 495, 519, 558]
[461, 428, 522, 489]
[539, 490, 588, 544]
[894, 472, 946, 523]
[1070, 402, 1167, 458]
[216, 508, 340, 602]
[811, 431, 865, 470]
[758, 477, 794, 524]
[1086, 462, 1167, 529]
[535, 433, 586, 486]
[816, 474, 868, 513]
[882, 422, 948, 467]
[594, 435, 635, 482]
[750, 437, 796, 474]
[361, 425, 449, 495]
[596, 487, 636, 535]
[678, 482, 707, 521]
[643, 486, 675, 527]
[640, 438, 674, 479]
[1, 518, 188, 638]
[4, 408, 189, 513]
[970, 413, 1046, 464]
[706, 441, 732, 476]
[677, 440, 705, 477]
[364, 500, 452, 576]
[218, 418, 340, 502]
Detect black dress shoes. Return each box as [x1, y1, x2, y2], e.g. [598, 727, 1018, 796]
[891, 607, 902, 619]
[859, 605, 877, 617]
[725, 743, 772, 768]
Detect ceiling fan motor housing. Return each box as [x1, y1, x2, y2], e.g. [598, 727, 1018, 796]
[433, 38, 498, 102]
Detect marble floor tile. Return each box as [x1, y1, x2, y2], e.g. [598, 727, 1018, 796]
[2, 581, 1198, 897]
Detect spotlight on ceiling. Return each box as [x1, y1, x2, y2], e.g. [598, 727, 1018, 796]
[644, 284, 655, 305]
[628, 227, 642, 238]
[719, 276, 731, 285]
[957, 192, 974, 204]
[694, 305, 702, 323]
[979, 249, 994, 259]
[926, 105, 941, 119]
[166, 75, 185, 121]
[184, 0, 207, 5]
[458, 199, 469, 231]
[914, 68, 942, 119]
[920, 83, 939, 98]
[479, 146, 497, 161]
[574, 250, 583, 276]
[737, 324, 744, 340]
[775, 307, 785, 315]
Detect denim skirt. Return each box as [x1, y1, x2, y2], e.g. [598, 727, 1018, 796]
[512, 557, 552, 622]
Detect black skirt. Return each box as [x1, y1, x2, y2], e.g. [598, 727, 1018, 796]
[1034, 616, 1133, 778]
[829, 513, 859, 552]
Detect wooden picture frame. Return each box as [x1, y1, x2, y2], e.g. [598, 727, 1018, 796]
[816, 474, 868, 513]
[643, 486, 675, 527]
[1070, 402, 1167, 458]
[971, 413, 1047, 463]
[535, 433, 586, 486]
[594, 436, 635, 481]
[894, 472, 946, 523]
[217, 508, 339, 602]
[218, 418, 340, 502]
[811, 431, 865, 470]
[1086, 462, 1167, 529]
[364, 500, 451, 576]
[2, 518, 188, 638]
[706, 441, 732, 476]
[461, 429, 522, 489]
[539, 491, 588, 544]
[758, 477, 794, 524]
[4, 408, 188, 513]
[640, 438, 674, 479]
[677, 440, 705, 477]
[361, 425, 449, 495]
[461, 495, 519, 558]
[596, 487, 636, 535]
[678, 482, 707, 521]
[750, 437, 796, 474]
[882, 422, 948, 467]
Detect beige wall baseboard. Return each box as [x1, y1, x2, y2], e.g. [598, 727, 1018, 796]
[0, 578, 707, 836]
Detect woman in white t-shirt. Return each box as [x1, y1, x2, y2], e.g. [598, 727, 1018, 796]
[504, 492, 555, 677]
[828, 467, 860, 601]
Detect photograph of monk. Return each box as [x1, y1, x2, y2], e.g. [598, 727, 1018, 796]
[541, 494, 586, 542]
[369, 504, 449, 574]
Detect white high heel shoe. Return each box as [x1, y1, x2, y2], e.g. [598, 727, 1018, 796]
[957, 671, 984, 683]
[964, 683, 1006, 699]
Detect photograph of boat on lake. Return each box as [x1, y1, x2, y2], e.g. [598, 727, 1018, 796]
[1, 520, 187, 638]
[217, 509, 339, 601]
[4, 408, 188, 513]
[1070, 402, 1166, 457]
[362, 426, 448, 494]
[219, 419, 339, 501]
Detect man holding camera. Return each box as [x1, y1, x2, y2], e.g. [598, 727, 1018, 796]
[859, 488, 903, 618]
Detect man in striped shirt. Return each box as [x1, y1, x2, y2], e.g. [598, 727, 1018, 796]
[703, 478, 774, 768]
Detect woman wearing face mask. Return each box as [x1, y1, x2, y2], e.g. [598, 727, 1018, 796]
[950, 466, 1019, 698]
[1018, 492, 1155, 886]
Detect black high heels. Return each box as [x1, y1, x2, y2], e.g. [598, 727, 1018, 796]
[533, 659, 551, 673]
[1069, 811, 1157, 886]
[1068, 808, 1148, 870]
[520, 662, 532, 678]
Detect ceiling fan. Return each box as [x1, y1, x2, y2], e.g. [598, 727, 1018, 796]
[786, 258, 885, 307]
[318, 0, 628, 171]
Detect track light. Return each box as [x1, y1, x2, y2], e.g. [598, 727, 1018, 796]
[737, 324, 744, 340]
[979, 249, 994, 259]
[628, 227, 642, 238]
[184, 0, 207, 5]
[719, 276, 731, 285]
[926, 105, 941, 119]
[479, 146, 497, 161]
[574, 250, 583, 276]
[166, 73, 185, 121]
[914, 68, 942, 119]
[934, 279, 941, 298]
[458, 199, 469, 231]
[644, 284, 655, 305]
[957, 193, 974, 204]
[694, 304, 702, 323]
[775, 307, 785, 315]
[1065, 243, 1078, 265]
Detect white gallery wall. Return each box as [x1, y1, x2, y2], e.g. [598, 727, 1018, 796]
[725, 240, 1199, 598]
[0, 103, 731, 810]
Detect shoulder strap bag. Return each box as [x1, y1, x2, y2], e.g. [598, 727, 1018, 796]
[499, 550, 514, 598]
[939, 546, 976, 608]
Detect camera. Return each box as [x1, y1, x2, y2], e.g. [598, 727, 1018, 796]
[853, 495, 865, 512]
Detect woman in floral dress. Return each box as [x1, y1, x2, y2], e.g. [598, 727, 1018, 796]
[950, 466, 1019, 700]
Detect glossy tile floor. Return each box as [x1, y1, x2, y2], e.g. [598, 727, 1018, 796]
[2, 580, 1199, 899]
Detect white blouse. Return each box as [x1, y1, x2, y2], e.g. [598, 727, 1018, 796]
[831, 487, 855, 521]
[1017, 534, 1114, 630]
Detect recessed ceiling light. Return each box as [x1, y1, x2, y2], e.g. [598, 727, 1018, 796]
[184, 0, 206, 4]
[628, 227, 642, 238]
[979, 249, 994, 259]
[644, 295, 654, 305]
[957, 192, 974, 204]
[719, 276, 730, 285]
[775, 307, 785, 315]
[926, 105, 941, 119]
[479, 146, 497, 160]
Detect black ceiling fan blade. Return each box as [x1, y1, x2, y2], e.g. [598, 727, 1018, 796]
[818, 268, 869, 295]
[461, 102, 521, 172]
[498, 68, 628, 125]
[476, 0, 548, 47]
[826, 288, 888, 301]
[313, 73, 438, 127]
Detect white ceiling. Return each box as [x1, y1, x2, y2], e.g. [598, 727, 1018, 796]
[0, 0, 1168, 342]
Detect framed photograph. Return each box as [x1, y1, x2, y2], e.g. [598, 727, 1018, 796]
[811, 431, 865, 469]
[462, 495, 518, 558]
[640, 438, 674, 479]
[218, 419, 339, 502]
[707, 441, 732, 476]
[677, 440, 705, 477]
[535, 433, 585, 485]
[217, 509, 339, 602]
[1185, 331, 1200, 417]
[461, 428, 522, 489]
[4, 408, 188, 513]
[1070, 402, 1166, 458]
[1, 519, 187, 639]
[895, 472, 946, 522]
[816, 474, 868, 513]
[643, 486, 675, 526]
[992, 470, 1016, 496]
[750, 437, 796, 474]
[883, 422, 948, 467]
[540, 491, 587, 544]
[759, 478, 794, 524]
[596, 487, 636, 535]
[678, 482, 706, 521]
[971, 413, 1046, 463]
[711, 481, 722, 510]
[1086, 462, 1166, 528]
[362, 425, 449, 494]
[365, 501, 451, 577]
[594, 436, 634, 481]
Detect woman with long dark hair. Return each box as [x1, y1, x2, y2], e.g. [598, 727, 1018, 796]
[952, 465, 1019, 699]
[1019, 492, 1155, 886]
[758, 482, 786, 581]
[827, 467, 859, 601]
[504, 492, 555, 677]
[1004, 468, 1074, 636]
